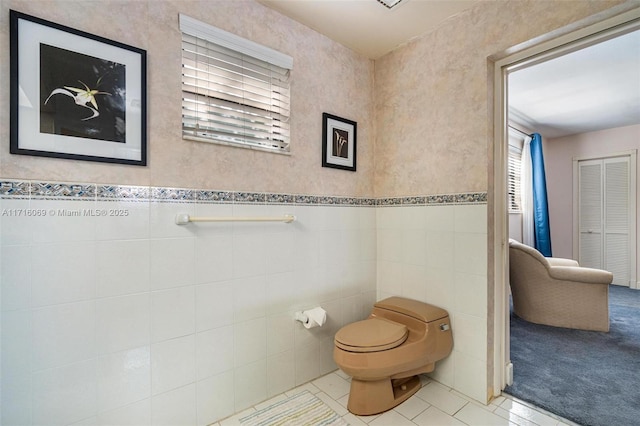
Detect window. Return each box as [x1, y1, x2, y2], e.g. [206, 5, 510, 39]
[508, 141, 522, 212]
[180, 15, 292, 153]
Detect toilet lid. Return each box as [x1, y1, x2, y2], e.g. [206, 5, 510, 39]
[335, 318, 408, 353]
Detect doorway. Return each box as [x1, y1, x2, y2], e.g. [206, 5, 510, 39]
[491, 7, 640, 398]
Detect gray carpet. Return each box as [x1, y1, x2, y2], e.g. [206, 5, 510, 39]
[504, 285, 640, 426]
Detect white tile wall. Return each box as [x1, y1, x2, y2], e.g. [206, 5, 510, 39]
[195, 281, 234, 331]
[95, 200, 150, 241]
[0, 195, 377, 425]
[151, 334, 196, 395]
[1, 189, 489, 425]
[98, 398, 151, 426]
[377, 204, 488, 403]
[32, 358, 97, 425]
[149, 237, 196, 290]
[196, 371, 235, 425]
[32, 301, 96, 372]
[151, 384, 197, 426]
[96, 240, 150, 298]
[31, 241, 96, 306]
[266, 349, 296, 397]
[2, 244, 31, 311]
[96, 293, 150, 354]
[97, 347, 151, 412]
[151, 286, 195, 343]
[196, 326, 234, 380]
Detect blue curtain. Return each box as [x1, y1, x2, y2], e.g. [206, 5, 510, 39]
[530, 133, 552, 256]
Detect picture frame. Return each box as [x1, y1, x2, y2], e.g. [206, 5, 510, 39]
[10, 10, 147, 166]
[322, 112, 357, 172]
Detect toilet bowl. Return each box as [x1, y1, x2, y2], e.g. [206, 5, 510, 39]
[333, 297, 453, 416]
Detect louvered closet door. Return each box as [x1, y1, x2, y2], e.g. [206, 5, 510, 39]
[577, 156, 631, 286]
[578, 160, 603, 269]
[604, 157, 630, 285]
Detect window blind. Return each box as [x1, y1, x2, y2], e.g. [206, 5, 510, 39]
[508, 145, 522, 211]
[180, 15, 292, 153]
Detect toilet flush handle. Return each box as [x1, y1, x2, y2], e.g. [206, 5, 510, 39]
[439, 323, 450, 331]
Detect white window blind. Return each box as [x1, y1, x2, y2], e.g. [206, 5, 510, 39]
[180, 15, 292, 153]
[508, 145, 522, 211]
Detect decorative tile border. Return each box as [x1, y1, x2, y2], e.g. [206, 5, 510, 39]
[234, 192, 267, 204]
[0, 180, 30, 197]
[195, 190, 233, 203]
[0, 179, 487, 206]
[150, 187, 195, 202]
[96, 185, 151, 201]
[377, 197, 403, 207]
[30, 182, 96, 198]
[295, 195, 319, 205]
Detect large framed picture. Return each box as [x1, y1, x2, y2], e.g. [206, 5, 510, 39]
[322, 113, 357, 172]
[10, 10, 147, 166]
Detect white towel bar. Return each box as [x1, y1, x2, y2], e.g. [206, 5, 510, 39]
[175, 213, 296, 225]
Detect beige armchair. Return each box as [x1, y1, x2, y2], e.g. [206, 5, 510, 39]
[508, 239, 613, 332]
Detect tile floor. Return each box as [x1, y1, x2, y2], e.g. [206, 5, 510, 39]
[214, 370, 579, 426]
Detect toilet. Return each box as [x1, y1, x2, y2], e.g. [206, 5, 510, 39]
[333, 297, 453, 416]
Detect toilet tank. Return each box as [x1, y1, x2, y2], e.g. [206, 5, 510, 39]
[372, 296, 453, 363]
[373, 297, 449, 323]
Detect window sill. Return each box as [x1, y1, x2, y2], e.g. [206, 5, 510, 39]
[184, 135, 291, 156]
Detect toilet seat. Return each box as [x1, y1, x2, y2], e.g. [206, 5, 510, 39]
[334, 317, 408, 353]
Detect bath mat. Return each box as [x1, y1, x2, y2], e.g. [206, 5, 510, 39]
[239, 390, 349, 426]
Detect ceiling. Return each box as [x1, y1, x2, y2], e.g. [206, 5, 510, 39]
[509, 30, 640, 138]
[257, 0, 479, 59]
[258, 0, 640, 138]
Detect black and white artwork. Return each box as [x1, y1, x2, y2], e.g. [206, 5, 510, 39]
[10, 10, 147, 165]
[322, 113, 357, 172]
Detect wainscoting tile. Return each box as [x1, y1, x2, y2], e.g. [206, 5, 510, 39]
[150, 287, 195, 343]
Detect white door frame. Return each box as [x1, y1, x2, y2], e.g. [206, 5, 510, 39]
[490, 7, 640, 396]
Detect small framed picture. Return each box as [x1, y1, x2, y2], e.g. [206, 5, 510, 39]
[10, 10, 147, 166]
[322, 113, 357, 172]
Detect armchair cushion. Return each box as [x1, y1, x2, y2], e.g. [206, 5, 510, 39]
[546, 257, 579, 267]
[548, 266, 614, 284]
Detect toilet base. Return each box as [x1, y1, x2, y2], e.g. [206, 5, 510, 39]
[347, 375, 421, 416]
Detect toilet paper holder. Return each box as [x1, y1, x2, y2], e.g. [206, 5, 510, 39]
[294, 307, 327, 329]
[294, 311, 309, 324]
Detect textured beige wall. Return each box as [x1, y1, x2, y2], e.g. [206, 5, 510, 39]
[0, 0, 375, 197]
[1, 1, 632, 199]
[373, 0, 629, 197]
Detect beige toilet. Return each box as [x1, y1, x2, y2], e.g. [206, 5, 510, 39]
[333, 297, 453, 416]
